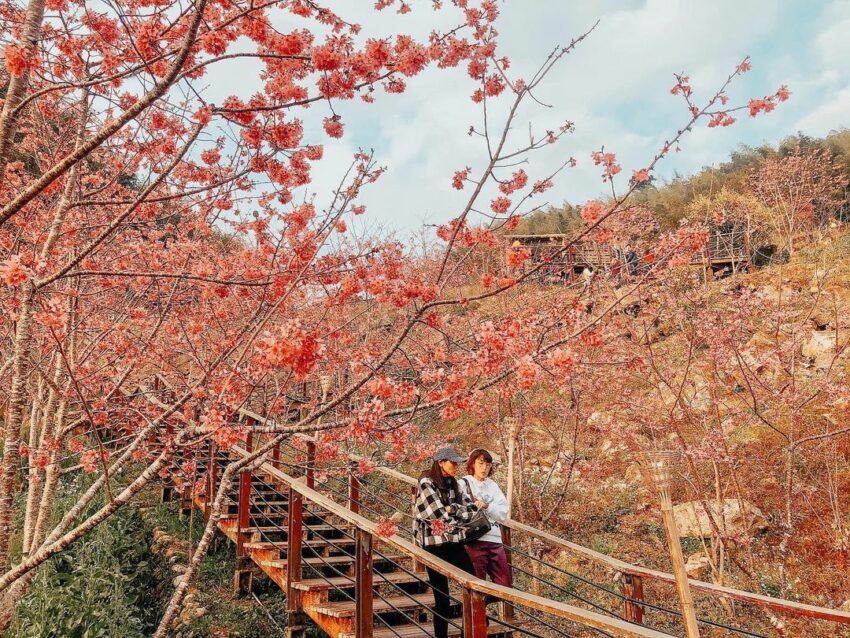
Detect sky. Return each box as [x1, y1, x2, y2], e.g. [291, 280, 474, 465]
[207, 0, 850, 239]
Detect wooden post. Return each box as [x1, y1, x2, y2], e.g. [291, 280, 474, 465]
[348, 462, 360, 514]
[306, 440, 315, 489]
[411, 485, 424, 573]
[205, 441, 218, 520]
[623, 573, 645, 625]
[160, 420, 176, 503]
[354, 528, 374, 638]
[463, 588, 488, 638]
[286, 487, 303, 613]
[234, 428, 254, 593]
[272, 437, 281, 468]
[530, 538, 545, 597]
[236, 431, 254, 558]
[500, 526, 515, 623]
[504, 416, 518, 516]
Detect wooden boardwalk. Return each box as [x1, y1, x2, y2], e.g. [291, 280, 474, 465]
[506, 230, 752, 284]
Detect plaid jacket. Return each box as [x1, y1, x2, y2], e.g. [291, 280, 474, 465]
[414, 476, 478, 547]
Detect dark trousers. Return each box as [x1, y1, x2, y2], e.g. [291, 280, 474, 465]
[424, 542, 476, 638]
[464, 540, 513, 588]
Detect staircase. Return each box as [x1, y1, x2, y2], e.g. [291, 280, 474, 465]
[141, 376, 850, 638]
[177, 445, 520, 638]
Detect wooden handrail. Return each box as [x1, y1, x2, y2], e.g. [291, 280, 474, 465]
[503, 520, 850, 624]
[146, 374, 850, 626]
[235, 444, 673, 638]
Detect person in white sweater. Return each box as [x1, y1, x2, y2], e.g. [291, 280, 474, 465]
[460, 448, 513, 588]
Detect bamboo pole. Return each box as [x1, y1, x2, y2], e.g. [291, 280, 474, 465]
[646, 452, 700, 638]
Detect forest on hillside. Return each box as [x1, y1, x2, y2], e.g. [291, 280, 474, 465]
[516, 130, 850, 252]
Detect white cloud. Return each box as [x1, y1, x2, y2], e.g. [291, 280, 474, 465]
[196, 1, 850, 234]
[795, 87, 850, 137]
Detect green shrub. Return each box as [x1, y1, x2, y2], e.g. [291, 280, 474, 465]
[9, 496, 166, 637]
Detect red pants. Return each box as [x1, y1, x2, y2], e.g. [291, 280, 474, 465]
[464, 540, 513, 587]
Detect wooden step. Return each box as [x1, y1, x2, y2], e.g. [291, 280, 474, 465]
[307, 593, 440, 618]
[244, 538, 358, 552]
[243, 524, 352, 535]
[339, 622, 514, 638]
[291, 570, 422, 591]
[260, 554, 407, 571]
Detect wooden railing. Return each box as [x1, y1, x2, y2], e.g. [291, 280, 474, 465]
[691, 231, 750, 266]
[140, 376, 850, 636]
[235, 443, 672, 638]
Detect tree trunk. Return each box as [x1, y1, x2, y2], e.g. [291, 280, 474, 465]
[21, 377, 45, 554]
[0, 0, 47, 179]
[153, 466, 237, 637]
[0, 290, 35, 569]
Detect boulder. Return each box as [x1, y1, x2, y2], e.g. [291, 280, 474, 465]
[684, 553, 711, 580]
[757, 285, 782, 304]
[624, 463, 642, 484]
[587, 411, 612, 429]
[809, 268, 829, 293]
[801, 330, 847, 369]
[672, 500, 768, 538]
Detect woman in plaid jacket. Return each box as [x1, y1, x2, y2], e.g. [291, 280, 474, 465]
[414, 446, 485, 638]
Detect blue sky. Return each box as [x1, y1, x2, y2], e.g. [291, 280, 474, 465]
[210, 1, 850, 239]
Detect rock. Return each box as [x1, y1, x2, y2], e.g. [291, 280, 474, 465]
[809, 268, 829, 293]
[801, 330, 847, 369]
[672, 500, 768, 538]
[685, 553, 711, 580]
[809, 307, 833, 330]
[587, 411, 612, 429]
[626, 324, 659, 345]
[624, 463, 642, 484]
[165, 547, 183, 560]
[757, 285, 782, 304]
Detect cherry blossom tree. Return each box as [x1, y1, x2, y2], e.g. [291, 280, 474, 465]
[0, 0, 783, 631]
[751, 146, 846, 256]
